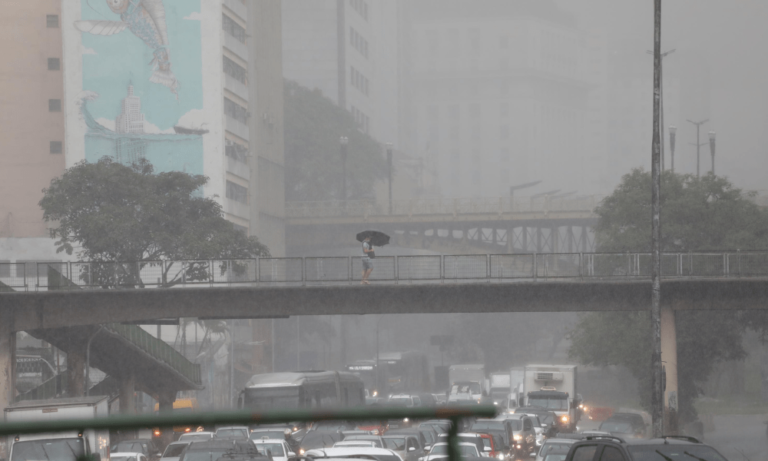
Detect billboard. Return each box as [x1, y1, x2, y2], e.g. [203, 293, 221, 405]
[62, 0, 223, 194]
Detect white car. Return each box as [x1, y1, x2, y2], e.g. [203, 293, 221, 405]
[419, 442, 479, 461]
[159, 441, 190, 461]
[334, 440, 378, 448]
[215, 426, 250, 440]
[340, 435, 385, 448]
[253, 438, 295, 461]
[111, 452, 148, 461]
[178, 431, 215, 442]
[305, 446, 404, 461]
[534, 439, 577, 461]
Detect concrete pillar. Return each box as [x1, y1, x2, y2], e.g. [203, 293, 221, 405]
[522, 226, 528, 252]
[157, 390, 176, 447]
[66, 347, 86, 397]
[119, 371, 136, 414]
[0, 310, 15, 411]
[661, 307, 679, 433]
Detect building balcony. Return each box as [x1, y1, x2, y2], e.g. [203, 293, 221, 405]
[226, 155, 250, 180]
[225, 74, 249, 101]
[225, 115, 249, 141]
[224, 0, 248, 21]
[224, 33, 248, 62]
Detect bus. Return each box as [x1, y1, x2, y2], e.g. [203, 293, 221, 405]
[238, 371, 365, 411]
[377, 351, 430, 395]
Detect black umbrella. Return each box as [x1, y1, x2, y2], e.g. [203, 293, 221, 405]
[356, 230, 390, 247]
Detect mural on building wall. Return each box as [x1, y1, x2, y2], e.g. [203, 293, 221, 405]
[73, 0, 205, 174]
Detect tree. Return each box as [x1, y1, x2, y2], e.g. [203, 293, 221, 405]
[39, 157, 269, 288]
[283, 80, 388, 202]
[569, 170, 768, 422]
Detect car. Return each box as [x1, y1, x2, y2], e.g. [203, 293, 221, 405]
[382, 432, 425, 461]
[435, 433, 486, 457]
[111, 452, 149, 461]
[477, 433, 506, 459]
[304, 446, 404, 461]
[470, 419, 512, 449]
[419, 421, 451, 436]
[311, 421, 358, 432]
[513, 408, 558, 438]
[418, 442, 480, 461]
[596, 420, 643, 439]
[249, 429, 301, 454]
[299, 430, 344, 454]
[159, 441, 191, 461]
[562, 435, 727, 461]
[216, 427, 250, 441]
[340, 434, 386, 448]
[385, 429, 429, 454]
[178, 440, 248, 461]
[252, 438, 295, 461]
[178, 432, 216, 443]
[111, 439, 161, 460]
[534, 438, 577, 461]
[493, 414, 536, 459]
[601, 413, 647, 437]
[334, 440, 379, 448]
[388, 395, 420, 407]
[416, 394, 437, 407]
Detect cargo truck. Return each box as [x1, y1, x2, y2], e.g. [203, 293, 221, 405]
[524, 364, 580, 432]
[488, 372, 511, 404]
[447, 364, 485, 402]
[4, 396, 110, 461]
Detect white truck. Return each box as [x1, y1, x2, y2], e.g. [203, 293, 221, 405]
[509, 367, 525, 407]
[524, 365, 580, 432]
[447, 364, 485, 402]
[488, 372, 511, 404]
[4, 396, 110, 461]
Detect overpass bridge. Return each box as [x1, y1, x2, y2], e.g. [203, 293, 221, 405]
[2, 251, 768, 417]
[285, 196, 600, 253]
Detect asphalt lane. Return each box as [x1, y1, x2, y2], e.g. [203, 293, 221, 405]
[704, 414, 768, 461]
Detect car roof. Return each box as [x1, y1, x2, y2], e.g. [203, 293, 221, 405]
[111, 453, 146, 457]
[217, 426, 249, 430]
[186, 440, 239, 449]
[542, 438, 577, 445]
[252, 439, 285, 444]
[305, 447, 398, 456]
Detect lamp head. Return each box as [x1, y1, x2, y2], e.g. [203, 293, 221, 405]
[708, 131, 716, 141]
[669, 126, 677, 135]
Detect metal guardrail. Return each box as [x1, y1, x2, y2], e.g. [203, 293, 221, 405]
[285, 196, 602, 219]
[3, 252, 768, 291]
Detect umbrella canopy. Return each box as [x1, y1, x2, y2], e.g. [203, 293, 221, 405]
[356, 230, 390, 247]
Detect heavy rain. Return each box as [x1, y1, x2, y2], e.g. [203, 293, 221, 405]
[1, 1, 768, 461]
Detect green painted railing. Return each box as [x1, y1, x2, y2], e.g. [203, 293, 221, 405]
[104, 323, 202, 387]
[16, 372, 68, 402]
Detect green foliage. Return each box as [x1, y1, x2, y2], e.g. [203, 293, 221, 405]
[595, 169, 768, 252]
[283, 80, 388, 201]
[39, 157, 268, 287]
[570, 170, 768, 422]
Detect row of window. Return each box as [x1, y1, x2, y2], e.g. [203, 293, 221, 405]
[350, 66, 369, 96]
[225, 140, 249, 163]
[349, 0, 368, 21]
[226, 180, 248, 204]
[350, 105, 369, 133]
[349, 27, 368, 58]
[223, 56, 247, 84]
[224, 97, 248, 124]
[222, 13, 246, 43]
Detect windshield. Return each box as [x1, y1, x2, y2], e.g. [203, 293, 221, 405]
[383, 437, 406, 451]
[163, 445, 188, 458]
[544, 455, 567, 461]
[255, 443, 285, 456]
[540, 443, 573, 457]
[243, 387, 300, 410]
[506, 420, 522, 431]
[216, 429, 248, 439]
[459, 446, 478, 456]
[627, 445, 727, 461]
[182, 450, 228, 461]
[344, 436, 382, 447]
[250, 431, 285, 440]
[114, 443, 147, 454]
[599, 421, 633, 433]
[527, 397, 569, 411]
[450, 383, 482, 395]
[178, 434, 211, 442]
[471, 421, 504, 431]
[430, 445, 448, 455]
[12, 439, 86, 461]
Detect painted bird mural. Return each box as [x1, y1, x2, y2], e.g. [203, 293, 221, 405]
[75, 0, 179, 95]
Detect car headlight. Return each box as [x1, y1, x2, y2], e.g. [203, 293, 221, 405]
[493, 401, 498, 405]
[560, 416, 569, 423]
[496, 454, 504, 460]
[403, 417, 409, 423]
[299, 449, 305, 455]
[513, 435, 522, 441]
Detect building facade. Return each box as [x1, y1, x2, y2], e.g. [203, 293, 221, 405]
[0, 0, 285, 271]
[400, 0, 607, 198]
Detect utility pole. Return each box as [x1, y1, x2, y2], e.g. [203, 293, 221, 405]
[386, 143, 393, 214]
[687, 119, 709, 178]
[647, 49, 675, 171]
[708, 131, 717, 175]
[650, 0, 664, 439]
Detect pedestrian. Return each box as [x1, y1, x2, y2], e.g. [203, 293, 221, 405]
[361, 236, 375, 284]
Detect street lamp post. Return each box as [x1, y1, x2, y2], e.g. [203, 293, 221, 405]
[686, 119, 709, 178]
[647, 49, 675, 170]
[385, 143, 393, 214]
[340, 136, 349, 202]
[669, 126, 677, 173]
[708, 131, 716, 175]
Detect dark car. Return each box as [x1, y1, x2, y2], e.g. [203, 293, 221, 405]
[469, 420, 511, 448]
[112, 439, 161, 459]
[603, 413, 647, 437]
[178, 440, 252, 461]
[563, 435, 726, 461]
[515, 407, 558, 438]
[597, 421, 642, 440]
[416, 393, 437, 407]
[298, 430, 343, 454]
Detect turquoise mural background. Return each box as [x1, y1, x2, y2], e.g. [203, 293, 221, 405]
[77, 0, 204, 175]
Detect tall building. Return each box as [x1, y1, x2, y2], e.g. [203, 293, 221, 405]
[400, 0, 606, 198]
[0, 0, 285, 268]
[281, 0, 400, 145]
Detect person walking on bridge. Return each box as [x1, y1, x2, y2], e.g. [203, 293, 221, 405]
[361, 236, 375, 284]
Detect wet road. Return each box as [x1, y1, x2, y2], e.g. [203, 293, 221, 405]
[705, 414, 768, 461]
